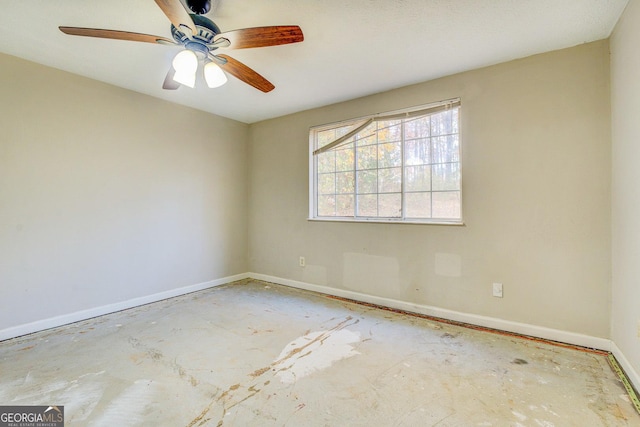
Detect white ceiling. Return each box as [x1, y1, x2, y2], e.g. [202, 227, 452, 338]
[0, 0, 628, 124]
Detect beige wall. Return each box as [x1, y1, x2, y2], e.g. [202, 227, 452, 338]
[0, 37, 617, 344]
[0, 53, 249, 330]
[249, 41, 612, 338]
[611, 0, 640, 377]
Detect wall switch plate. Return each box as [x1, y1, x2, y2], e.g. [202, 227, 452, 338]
[299, 256, 306, 267]
[492, 283, 503, 298]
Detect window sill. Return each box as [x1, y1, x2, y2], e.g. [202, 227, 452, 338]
[307, 217, 465, 226]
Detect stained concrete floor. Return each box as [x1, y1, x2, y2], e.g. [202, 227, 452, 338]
[1, 279, 639, 426]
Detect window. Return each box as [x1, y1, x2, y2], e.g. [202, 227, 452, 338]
[309, 99, 461, 224]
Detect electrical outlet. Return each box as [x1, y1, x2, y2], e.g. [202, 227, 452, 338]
[492, 283, 503, 298]
[299, 256, 306, 267]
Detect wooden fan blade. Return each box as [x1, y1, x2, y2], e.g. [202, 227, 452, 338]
[214, 26, 303, 49]
[154, 0, 197, 35]
[59, 27, 174, 44]
[163, 67, 180, 90]
[217, 54, 274, 92]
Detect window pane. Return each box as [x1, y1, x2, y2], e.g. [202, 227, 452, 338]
[357, 170, 377, 194]
[405, 138, 430, 165]
[452, 108, 459, 134]
[405, 165, 431, 192]
[318, 195, 335, 216]
[432, 191, 461, 218]
[336, 126, 353, 138]
[377, 122, 402, 143]
[379, 193, 401, 217]
[378, 142, 402, 168]
[312, 104, 461, 223]
[379, 167, 401, 193]
[357, 145, 377, 170]
[336, 195, 354, 216]
[431, 110, 454, 136]
[357, 194, 377, 216]
[379, 119, 401, 127]
[406, 192, 431, 218]
[336, 171, 355, 194]
[336, 148, 354, 171]
[356, 130, 376, 146]
[317, 129, 336, 149]
[318, 173, 335, 195]
[405, 116, 430, 139]
[432, 135, 459, 163]
[317, 151, 335, 173]
[432, 163, 460, 191]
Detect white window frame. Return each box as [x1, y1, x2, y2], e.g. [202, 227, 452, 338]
[308, 99, 463, 225]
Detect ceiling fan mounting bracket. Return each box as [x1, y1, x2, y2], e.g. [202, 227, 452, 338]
[186, 0, 211, 15]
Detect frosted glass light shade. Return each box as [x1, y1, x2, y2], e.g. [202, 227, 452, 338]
[172, 50, 198, 88]
[204, 62, 227, 88]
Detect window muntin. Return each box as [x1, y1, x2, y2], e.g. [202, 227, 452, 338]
[310, 100, 461, 224]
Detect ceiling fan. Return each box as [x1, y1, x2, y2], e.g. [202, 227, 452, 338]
[59, 0, 304, 92]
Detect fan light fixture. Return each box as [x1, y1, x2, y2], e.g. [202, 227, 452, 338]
[171, 49, 228, 89]
[204, 61, 227, 88]
[172, 50, 198, 88]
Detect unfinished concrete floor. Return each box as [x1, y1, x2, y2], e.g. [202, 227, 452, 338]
[1, 279, 638, 426]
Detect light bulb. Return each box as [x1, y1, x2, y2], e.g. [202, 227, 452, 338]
[172, 50, 198, 88]
[204, 62, 227, 88]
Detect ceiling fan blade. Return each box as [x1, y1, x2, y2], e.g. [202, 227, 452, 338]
[217, 54, 274, 92]
[214, 26, 304, 49]
[162, 67, 180, 90]
[154, 0, 197, 35]
[59, 27, 174, 44]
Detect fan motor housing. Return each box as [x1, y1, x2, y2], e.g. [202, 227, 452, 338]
[171, 14, 220, 46]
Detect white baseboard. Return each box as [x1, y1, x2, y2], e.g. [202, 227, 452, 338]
[3, 270, 631, 389]
[611, 342, 640, 394]
[249, 272, 612, 352]
[0, 273, 250, 342]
